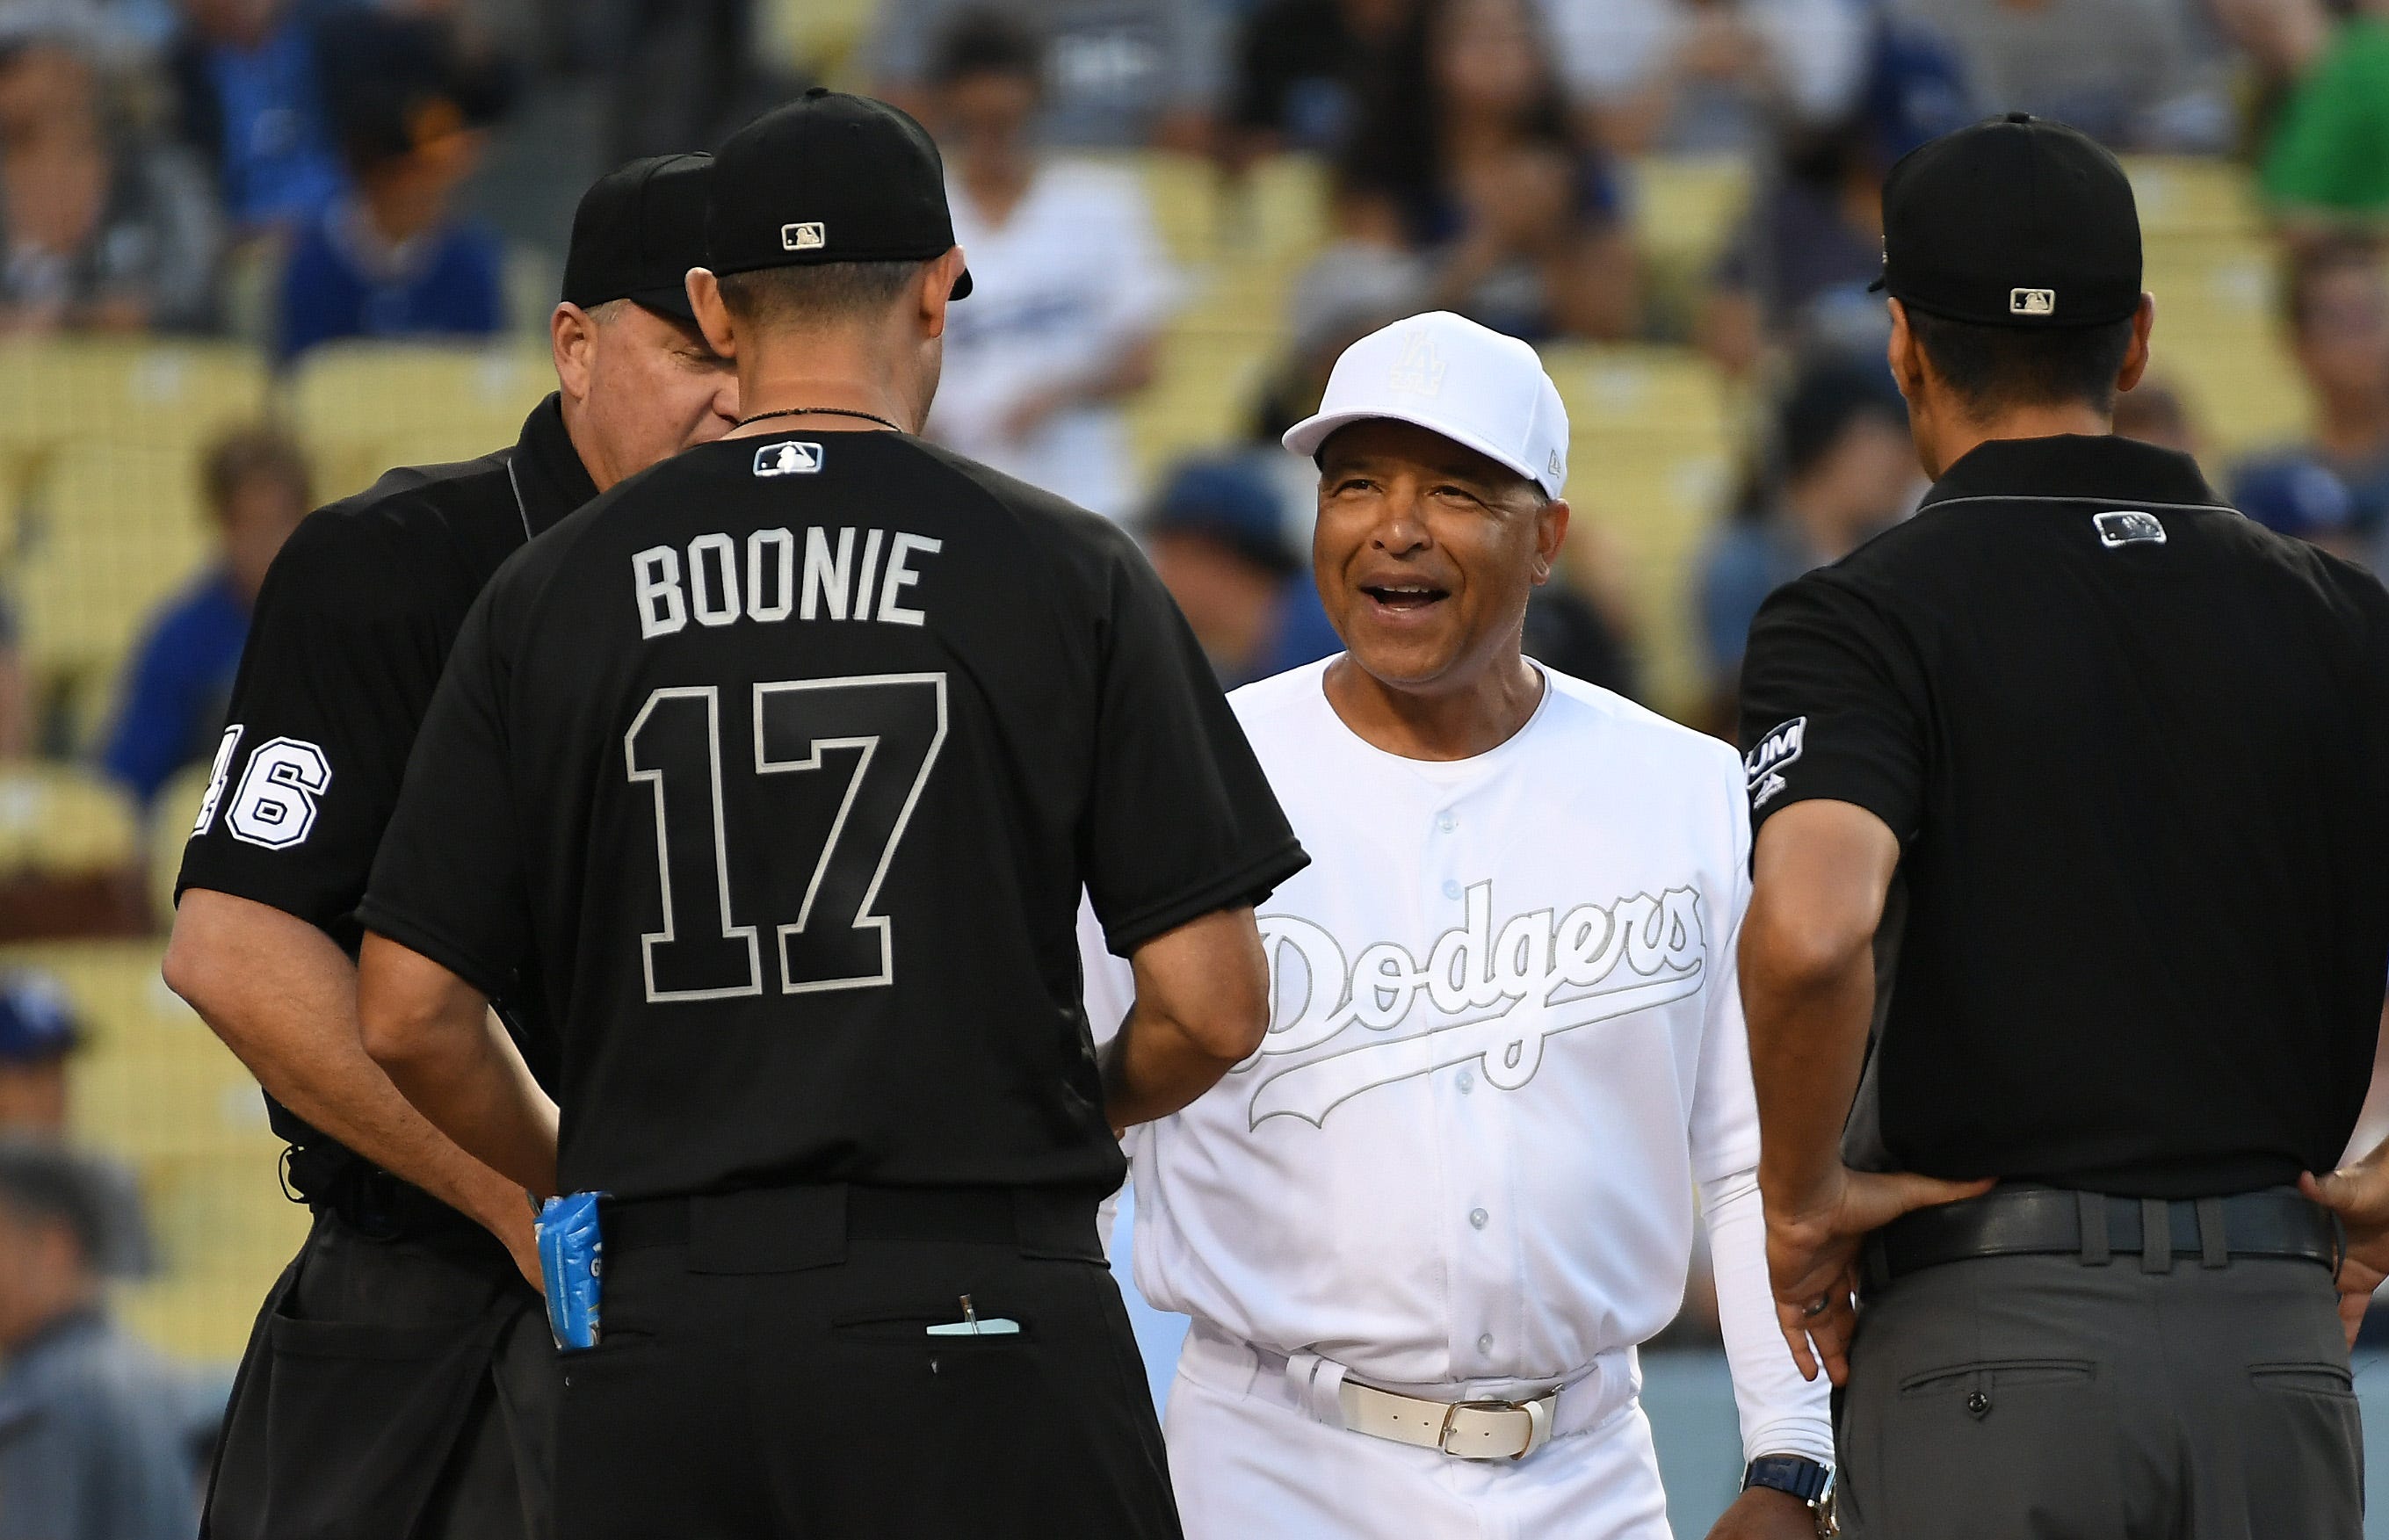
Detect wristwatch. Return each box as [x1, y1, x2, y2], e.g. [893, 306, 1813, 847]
[1741, 1453, 1838, 1537]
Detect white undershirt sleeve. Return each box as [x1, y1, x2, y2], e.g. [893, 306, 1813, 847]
[1702, 1165, 1835, 1467]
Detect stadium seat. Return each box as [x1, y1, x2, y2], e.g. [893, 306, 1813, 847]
[16, 437, 215, 699]
[1, 937, 307, 1361]
[1543, 344, 1741, 719]
[1628, 155, 1754, 284]
[0, 762, 138, 878]
[287, 342, 555, 501]
[2124, 156, 2264, 242]
[2139, 235, 2311, 456]
[0, 340, 270, 502]
[148, 762, 213, 927]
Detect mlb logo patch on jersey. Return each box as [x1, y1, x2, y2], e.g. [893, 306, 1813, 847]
[1745, 717, 1806, 808]
[2094, 510, 2165, 547]
[753, 441, 823, 478]
[782, 221, 826, 252]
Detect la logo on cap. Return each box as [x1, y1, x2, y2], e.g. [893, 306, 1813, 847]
[783, 221, 826, 252]
[2009, 287, 2056, 316]
[1388, 329, 1446, 397]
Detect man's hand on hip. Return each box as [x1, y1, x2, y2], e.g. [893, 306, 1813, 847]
[1764, 1163, 1994, 1385]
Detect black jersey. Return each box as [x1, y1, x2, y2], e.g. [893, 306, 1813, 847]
[1740, 433, 2389, 1197]
[360, 431, 1307, 1201]
[177, 397, 595, 1168]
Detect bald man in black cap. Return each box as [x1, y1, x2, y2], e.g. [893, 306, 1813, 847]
[164, 154, 736, 1540]
[1735, 113, 2389, 1538]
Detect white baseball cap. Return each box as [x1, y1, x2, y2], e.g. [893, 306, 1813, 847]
[1282, 310, 1570, 498]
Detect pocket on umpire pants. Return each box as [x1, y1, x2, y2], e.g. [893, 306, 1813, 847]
[245, 1305, 507, 1540]
[1867, 1359, 2129, 1540]
[2239, 1360, 2363, 1536]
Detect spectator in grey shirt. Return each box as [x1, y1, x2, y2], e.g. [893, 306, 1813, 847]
[866, 0, 1223, 150]
[0, 1141, 197, 1540]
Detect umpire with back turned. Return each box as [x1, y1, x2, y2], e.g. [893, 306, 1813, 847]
[350, 91, 1305, 1539]
[163, 156, 735, 1537]
[1737, 113, 2389, 1538]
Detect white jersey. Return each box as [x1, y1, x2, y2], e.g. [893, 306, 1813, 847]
[928, 162, 1180, 521]
[1099, 659, 1763, 1392]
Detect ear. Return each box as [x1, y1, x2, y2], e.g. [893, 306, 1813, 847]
[920, 246, 967, 341]
[551, 303, 596, 404]
[687, 269, 736, 360]
[1885, 298, 1926, 407]
[1531, 496, 1570, 587]
[2115, 292, 2156, 395]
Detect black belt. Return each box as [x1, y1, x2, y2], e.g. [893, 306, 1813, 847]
[1865, 1185, 2342, 1289]
[601, 1182, 1104, 1272]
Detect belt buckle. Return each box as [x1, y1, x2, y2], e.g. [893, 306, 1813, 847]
[1438, 1397, 1550, 1460]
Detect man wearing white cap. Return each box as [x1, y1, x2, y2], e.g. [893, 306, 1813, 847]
[1083, 311, 1832, 1538]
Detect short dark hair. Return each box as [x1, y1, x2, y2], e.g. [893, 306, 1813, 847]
[929, 8, 1044, 86]
[201, 425, 312, 522]
[0, 1139, 106, 1267]
[1907, 307, 2137, 416]
[716, 262, 928, 329]
[2283, 236, 2385, 334]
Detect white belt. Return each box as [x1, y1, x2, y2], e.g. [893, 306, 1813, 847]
[1180, 1322, 1638, 1463]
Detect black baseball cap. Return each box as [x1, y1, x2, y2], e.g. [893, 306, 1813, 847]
[707, 88, 972, 300]
[561, 154, 713, 322]
[1872, 112, 2142, 329]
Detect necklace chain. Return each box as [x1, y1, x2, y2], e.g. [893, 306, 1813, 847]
[735, 406, 901, 431]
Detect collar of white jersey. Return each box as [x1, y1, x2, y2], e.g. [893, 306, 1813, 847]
[1311, 658, 1558, 784]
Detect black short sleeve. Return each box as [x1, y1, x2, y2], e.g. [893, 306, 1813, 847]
[1080, 540, 1308, 956]
[175, 515, 446, 940]
[1736, 573, 1930, 842]
[356, 593, 531, 998]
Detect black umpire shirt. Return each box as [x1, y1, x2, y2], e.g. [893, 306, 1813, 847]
[177, 396, 594, 1176]
[1740, 433, 2389, 1199]
[358, 432, 1307, 1202]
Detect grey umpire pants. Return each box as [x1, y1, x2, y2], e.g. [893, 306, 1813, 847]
[1835, 1226, 2361, 1537]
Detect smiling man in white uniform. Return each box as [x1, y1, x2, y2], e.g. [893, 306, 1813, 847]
[1085, 311, 1833, 1539]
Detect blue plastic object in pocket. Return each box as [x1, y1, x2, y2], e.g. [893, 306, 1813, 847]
[537, 1192, 604, 1352]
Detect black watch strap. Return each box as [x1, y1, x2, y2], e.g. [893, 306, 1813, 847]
[1741, 1453, 1832, 1505]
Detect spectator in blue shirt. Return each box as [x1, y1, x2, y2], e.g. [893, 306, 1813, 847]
[2230, 238, 2389, 569]
[0, 1140, 197, 1540]
[273, 14, 509, 359]
[99, 428, 308, 804]
[1141, 457, 1342, 690]
[167, 0, 348, 233]
[1694, 351, 1916, 718]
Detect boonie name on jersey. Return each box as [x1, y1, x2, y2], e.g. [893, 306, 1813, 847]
[633, 527, 942, 640]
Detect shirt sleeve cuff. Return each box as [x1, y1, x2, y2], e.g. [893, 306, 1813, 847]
[353, 896, 515, 1001]
[1099, 837, 1310, 958]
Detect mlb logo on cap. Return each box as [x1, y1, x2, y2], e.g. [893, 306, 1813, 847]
[783, 222, 826, 252]
[2010, 287, 2055, 316]
[754, 441, 823, 477]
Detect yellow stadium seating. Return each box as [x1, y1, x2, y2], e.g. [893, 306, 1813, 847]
[1628, 155, 1754, 281]
[287, 342, 554, 501]
[1544, 344, 1741, 720]
[0, 762, 137, 878]
[2, 937, 307, 1361]
[771, 0, 881, 79]
[2125, 156, 2265, 242]
[148, 761, 213, 926]
[17, 437, 215, 699]
[0, 340, 270, 502]
[2140, 235, 2311, 457]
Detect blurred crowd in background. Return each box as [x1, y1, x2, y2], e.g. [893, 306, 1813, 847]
[0, 0, 2385, 1532]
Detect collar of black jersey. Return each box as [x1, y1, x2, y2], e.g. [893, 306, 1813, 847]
[1922, 432, 2226, 512]
[510, 394, 602, 538]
